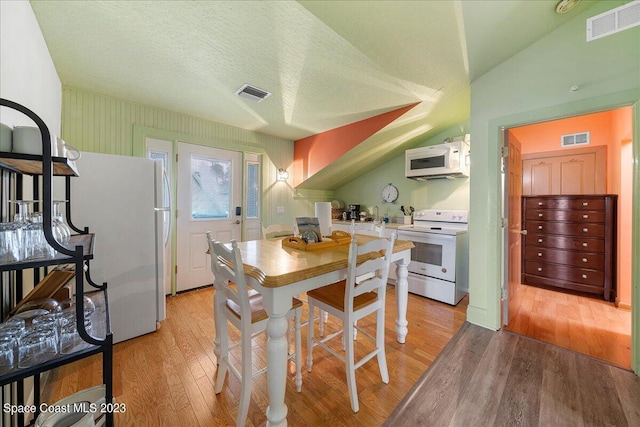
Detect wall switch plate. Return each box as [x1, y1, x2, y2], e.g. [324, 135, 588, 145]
[276, 206, 285, 214]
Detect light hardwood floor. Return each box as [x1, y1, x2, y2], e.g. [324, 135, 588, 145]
[48, 286, 468, 426]
[504, 284, 632, 369]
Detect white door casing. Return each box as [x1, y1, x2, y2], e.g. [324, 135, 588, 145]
[146, 137, 173, 296]
[176, 143, 242, 291]
[244, 153, 262, 241]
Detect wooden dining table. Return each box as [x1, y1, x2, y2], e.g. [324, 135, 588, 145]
[212, 234, 414, 427]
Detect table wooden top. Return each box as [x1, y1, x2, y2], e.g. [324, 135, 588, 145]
[231, 235, 414, 288]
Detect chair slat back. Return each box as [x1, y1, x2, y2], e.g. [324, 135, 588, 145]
[262, 223, 295, 239]
[344, 234, 395, 307]
[206, 233, 251, 322]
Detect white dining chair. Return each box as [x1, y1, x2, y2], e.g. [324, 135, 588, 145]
[319, 220, 387, 339]
[261, 223, 295, 239]
[206, 233, 302, 427]
[306, 233, 395, 413]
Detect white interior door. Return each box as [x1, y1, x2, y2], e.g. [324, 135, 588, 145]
[176, 142, 242, 291]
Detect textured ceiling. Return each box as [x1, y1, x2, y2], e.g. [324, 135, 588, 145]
[29, 0, 596, 188]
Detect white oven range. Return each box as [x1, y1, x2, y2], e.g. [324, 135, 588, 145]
[397, 209, 468, 305]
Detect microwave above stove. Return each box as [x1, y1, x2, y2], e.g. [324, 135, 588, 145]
[405, 140, 470, 180]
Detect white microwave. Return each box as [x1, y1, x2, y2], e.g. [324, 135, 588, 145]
[405, 140, 470, 180]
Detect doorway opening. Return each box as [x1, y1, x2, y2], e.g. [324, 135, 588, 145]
[502, 106, 633, 369]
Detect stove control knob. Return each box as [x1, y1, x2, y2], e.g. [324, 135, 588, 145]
[441, 267, 447, 273]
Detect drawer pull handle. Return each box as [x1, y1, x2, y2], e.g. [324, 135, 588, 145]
[582, 274, 587, 279]
[582, 202, 588, 206]
[583, 214, 588, 219]
[582, 242, 588, 247]
[538, 225, 543, 230]
[538, 267, 543, 272]
[538, 202, 543, 206]
[538, 213, 543, 217]
[582, 258, 588, 263]
[538, 252, 543, 257]
[583, 228, 588, 232]
[538, 239, 543, 243]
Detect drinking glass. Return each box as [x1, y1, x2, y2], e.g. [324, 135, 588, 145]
[14, 308, 49, 326]
[18, 330, 57, 368]
[0, 322, 26, 341]
[61, 296, 96, 320]
[1, 316, 26, 331]
[60, 318, 93, 354]
[24, 212, 55, 259]
[0, 222, 22, 263]
[9, 200, 41, 258]
[32, 313, 61, 340]
[9, 200, 35, 225]
[52, 200, 71, 244]
[0, 336, 16, 372]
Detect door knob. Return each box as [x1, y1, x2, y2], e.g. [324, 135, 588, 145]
[234, 220, 241, 224]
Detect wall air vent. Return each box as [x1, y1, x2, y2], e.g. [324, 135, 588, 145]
[586, 0, 640, 41]
[561, 131, 590, 147]
[235, 84, 272, 102]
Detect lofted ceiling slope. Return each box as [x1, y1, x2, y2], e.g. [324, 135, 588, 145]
[29, 0, 598, 190]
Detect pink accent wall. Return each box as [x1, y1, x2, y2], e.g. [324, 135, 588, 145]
[511, 107, 633, 308]
[293, 103, 419, 186]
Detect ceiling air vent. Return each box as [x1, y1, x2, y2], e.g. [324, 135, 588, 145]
[235, 84, 272, 102]
[586, 0, 640, 41]
[561, 131, 590, 147]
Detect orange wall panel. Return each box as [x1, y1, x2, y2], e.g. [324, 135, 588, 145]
[513, 110, 612, 155]
[293, 103, 418, 186]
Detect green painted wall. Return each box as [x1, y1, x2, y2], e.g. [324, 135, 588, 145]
[61, 86, 296, 229]
[468, 0, 640, 373]
[334, 122, 470, 220]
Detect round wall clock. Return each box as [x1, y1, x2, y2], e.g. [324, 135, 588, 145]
[381, 183, 399, 203]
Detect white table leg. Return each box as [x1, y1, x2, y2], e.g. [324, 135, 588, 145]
[265, 314, 289, 426]
[394, 257, 409, 344]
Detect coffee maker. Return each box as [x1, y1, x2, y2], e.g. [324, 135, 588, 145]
[347, 204, 361, 220]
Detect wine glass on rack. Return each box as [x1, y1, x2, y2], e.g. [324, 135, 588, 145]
[52, 200, 71, 244]
[25, 212, 55, 259]
[8, 200, 37, 260]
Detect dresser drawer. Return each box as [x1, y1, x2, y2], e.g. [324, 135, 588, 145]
[525, 221, 605, 238]
[524, 261, 604, 287]
[525, 234, 605, 253]
[524, 247, 604, 270]
[525, 209, 606, 223]
[524, 197, 606, 211]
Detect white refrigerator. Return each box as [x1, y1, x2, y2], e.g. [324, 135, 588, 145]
[63, 152, 168, 343]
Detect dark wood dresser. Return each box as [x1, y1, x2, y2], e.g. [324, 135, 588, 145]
[521, 194, 617, 301]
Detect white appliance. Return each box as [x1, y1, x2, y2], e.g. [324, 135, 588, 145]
[397, 209, 469, 305]
[65, 152, 168, 343]
[405, 140, 470, 180]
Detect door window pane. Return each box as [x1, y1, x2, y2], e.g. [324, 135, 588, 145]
[191, 155, 231, 219]
[246, 162, 259, 218]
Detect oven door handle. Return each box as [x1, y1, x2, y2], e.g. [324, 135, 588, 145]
[398, 232, 457, 242]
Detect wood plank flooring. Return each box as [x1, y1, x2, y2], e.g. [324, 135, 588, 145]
[505, 284, 632, 368]
[48, 285, 468, 426]
[385, 322, 640, 427]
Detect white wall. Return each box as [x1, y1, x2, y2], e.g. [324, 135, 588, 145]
[0, 0, 61, 134]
